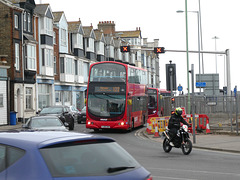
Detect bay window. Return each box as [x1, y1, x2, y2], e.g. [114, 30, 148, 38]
[66, 58, 73, 74]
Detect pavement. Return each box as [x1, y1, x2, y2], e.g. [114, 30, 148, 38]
[1, 122, 240, 154]
[142, 127, 240, 154]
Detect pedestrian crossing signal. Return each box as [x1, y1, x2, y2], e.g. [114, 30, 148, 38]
[120, 46, 130, 52]
[154, 47, 165, 54]
[171, 97, 175, 104]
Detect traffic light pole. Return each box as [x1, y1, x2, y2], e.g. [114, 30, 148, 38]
[165, 49, 231, 96]
[169, 61, 174, 111]
[190, 64, 196, 143]
[131, 47, 231, 99]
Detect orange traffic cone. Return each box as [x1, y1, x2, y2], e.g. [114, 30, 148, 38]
[153, 120, 160, 138]
[206, 119, 211, 134]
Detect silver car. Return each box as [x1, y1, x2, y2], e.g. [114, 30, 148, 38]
[22, 116, 69, 131]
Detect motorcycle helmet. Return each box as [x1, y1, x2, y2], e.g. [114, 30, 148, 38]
[175, 107, 183, 116]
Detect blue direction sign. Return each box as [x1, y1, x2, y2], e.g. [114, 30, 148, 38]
[178, 85, 183, 91]
[196, 82, 206, 88]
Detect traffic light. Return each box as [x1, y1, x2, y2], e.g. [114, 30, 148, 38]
[171, 97, 175, 104]
[166, 63, 176, 91]
[154, 47, 165, 54]
[120, 46, 130, 52]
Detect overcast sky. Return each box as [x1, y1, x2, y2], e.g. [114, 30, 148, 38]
[36, 0, 240, 93]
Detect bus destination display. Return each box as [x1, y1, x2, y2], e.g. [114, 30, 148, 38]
[95, 86, 122, 93]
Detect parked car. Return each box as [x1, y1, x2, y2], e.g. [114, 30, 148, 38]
[39, 106, 74, 130]
[69, 105, 81, 122]
[78, 106, 86, 124]
[22, 116, 68, 131]
[0, 131, 152, 180]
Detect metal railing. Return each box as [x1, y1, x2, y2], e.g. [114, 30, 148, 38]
[161, 95, 240, 127]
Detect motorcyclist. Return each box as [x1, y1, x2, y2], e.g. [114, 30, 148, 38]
[166, 107, 190, 144]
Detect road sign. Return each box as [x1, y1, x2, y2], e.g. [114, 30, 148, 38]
[196, 82, 206, 88]
[178, 85, 183, 91]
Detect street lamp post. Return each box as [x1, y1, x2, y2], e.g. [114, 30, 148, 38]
[177, 10, 201, 92]
[212, 36, 220, 74]
[176, 0, 191, 114]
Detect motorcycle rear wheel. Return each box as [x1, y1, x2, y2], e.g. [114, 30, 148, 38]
[163, 138, 172, 153]
[181, 139, 192, 155]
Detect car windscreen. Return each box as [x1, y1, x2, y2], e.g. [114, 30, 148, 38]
[31, 118, 63, 128]
[40, 140, 140, 177]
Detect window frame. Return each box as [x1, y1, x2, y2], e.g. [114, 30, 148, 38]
[26, 44, 36, 70]
[0, 94, 3, 107]
[27, 13, 31, 32]
[14, 14, 19, 29]
[24, 12, 27, 31]
[15, 43, 20, 71]
[25, 87, 33, 110]
[61, 28, 67, 46]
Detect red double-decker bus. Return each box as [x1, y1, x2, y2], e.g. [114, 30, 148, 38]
[159, 89, 171, 97]
[86, 61, 148, 131]
[147, 88, 171, 117]
[147, 88, 161, 117]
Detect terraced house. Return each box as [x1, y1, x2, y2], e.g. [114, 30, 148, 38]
[0, 0, 38, 124]
[0, 0, 160, 124]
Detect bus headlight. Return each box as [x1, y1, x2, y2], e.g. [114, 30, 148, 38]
[119, 122, 125, 126]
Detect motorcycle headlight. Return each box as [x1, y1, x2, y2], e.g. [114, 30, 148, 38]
[182, 125, 188, 132]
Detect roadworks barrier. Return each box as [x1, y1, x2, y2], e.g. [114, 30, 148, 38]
[146, 113, 209, 136]
[146, 117, 170, 137]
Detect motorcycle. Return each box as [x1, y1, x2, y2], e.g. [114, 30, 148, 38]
[162, 125, 192, 155]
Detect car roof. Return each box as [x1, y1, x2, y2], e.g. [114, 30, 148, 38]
[0, 131, 114, 149]
[43, 105, 68, 108]
[30, 116, 60, 119]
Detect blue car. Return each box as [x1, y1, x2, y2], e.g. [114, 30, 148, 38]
[0, 131, 152, 180]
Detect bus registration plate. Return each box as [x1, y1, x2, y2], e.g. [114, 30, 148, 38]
[101, 126, 110, 128]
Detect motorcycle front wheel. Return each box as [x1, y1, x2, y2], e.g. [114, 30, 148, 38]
[181, 139, 192, 155]
[163, 138, 172, 153]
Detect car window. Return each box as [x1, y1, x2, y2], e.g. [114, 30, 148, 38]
[40, 107, 62, 114]
[0, 144, 25, 172]
[32, 118, 62, 127]
[40, 141, 140, 177]
[71, 106, 78, 112]
[0, 145, 6, 172]
[64, 107, 69, 113]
